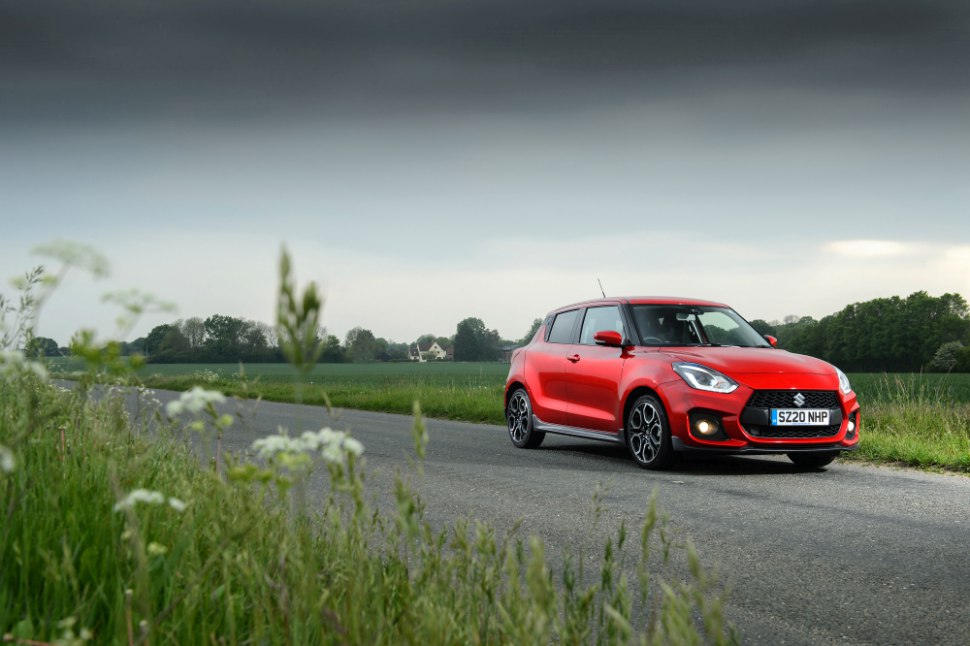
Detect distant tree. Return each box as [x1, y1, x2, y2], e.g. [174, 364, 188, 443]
[928, 341, 964, 372]
[145, 324, 175, 357]
[240, 320, 269, 360]
[179, 317, 206, 350]
[345, 327, 377, 362]
[518, 318, 543, 346]
[256, 321, 278, 351]
[454, 318, 483, 361]
[319, 335, 347, 363]
[416, 334, 436, 349]
[748, 319, 776, 337]
[454, 317, 502, 361]
[203, 314, 246, 361]
[25, 336, 59, 357]
[481, 328, 502, 360]
[121, 337, 146, 356]
[145, 324, 190, 363]
[373, 337, 391, 362]
[386, 341, 410, 361]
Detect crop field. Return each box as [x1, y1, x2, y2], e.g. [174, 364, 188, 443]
[50, 360, 970, 472]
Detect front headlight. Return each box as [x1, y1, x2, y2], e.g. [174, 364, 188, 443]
[836, 367, 852, 395]
[672, 362, 739, 394]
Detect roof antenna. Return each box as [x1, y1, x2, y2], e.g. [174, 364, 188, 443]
[597, 278, 606, 298]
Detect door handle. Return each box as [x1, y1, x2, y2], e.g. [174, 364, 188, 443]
[567, 354, 581, 363]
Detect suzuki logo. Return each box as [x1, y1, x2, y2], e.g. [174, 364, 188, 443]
[793, 393, 806, 407]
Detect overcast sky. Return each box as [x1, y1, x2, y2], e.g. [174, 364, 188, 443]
[2, 0, 968, 346]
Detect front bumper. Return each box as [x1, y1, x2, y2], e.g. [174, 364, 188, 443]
[656, 379, 861, 453]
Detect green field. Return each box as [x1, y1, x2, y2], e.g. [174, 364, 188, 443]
[50, 360, 970, 472]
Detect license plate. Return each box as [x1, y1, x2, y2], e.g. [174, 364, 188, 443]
[770, 409, 830, 426]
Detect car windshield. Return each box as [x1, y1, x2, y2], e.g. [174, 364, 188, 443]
[630, 305, 771, 348]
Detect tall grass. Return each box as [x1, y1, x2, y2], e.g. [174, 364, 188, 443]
[844, 374, 970, 471]
[2, 246, 735, 644]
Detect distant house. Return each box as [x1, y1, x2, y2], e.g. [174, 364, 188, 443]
[410, 341, 450, 361]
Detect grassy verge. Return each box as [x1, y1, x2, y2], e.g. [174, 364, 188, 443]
[2, 366, 734, 644]
[842, 374, 970, 472]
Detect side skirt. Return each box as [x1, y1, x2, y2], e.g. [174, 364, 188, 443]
[532, 414, 625, 445]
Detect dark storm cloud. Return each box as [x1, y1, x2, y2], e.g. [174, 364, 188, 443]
[1, 0, 969, 123]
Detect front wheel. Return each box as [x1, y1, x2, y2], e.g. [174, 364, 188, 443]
[507, 388, 545, 449]
[787, 452, 838, 469]
[626, 394, 677, 469]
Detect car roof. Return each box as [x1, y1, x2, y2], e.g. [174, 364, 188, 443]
[547, 296, 730, 315]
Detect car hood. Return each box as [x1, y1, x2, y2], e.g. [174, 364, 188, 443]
[660, 347, 840, 388]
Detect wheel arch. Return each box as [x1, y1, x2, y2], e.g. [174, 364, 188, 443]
[505, 380, 527, 410]
[622, 385, 665, 434]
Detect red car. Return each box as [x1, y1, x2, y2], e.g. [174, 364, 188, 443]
[505, 297, 860, 470]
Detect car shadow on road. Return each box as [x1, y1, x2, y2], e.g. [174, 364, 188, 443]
[539, 441, 827, 476]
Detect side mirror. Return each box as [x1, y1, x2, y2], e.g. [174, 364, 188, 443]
[594, 330, 624, 347]
[764, 334, 778, 348]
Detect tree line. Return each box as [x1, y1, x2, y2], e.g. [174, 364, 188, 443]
[27, 315, 542, 364]
[749, 291, 970, 372]
[30, 291, 969, 371]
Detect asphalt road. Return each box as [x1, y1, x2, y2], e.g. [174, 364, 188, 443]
[141, 387, 970, 645]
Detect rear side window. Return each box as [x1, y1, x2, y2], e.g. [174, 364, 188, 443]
[547, 309, 580, 344]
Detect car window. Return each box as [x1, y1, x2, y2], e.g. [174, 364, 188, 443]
[631, 305, 770, 347]
[547, 309, 580, 344]
[579, 305, 624, 345]
[699, 311, 749, 346]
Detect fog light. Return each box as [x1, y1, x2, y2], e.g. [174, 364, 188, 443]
[690, 413, 725, 439]
[848, 420, 856, 433]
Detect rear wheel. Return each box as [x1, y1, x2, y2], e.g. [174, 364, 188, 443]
[626, 394, 677, 469]
[787, 452, 838, 469]
[507, 388, 545, 449]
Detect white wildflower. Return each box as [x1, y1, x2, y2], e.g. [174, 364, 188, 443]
[32, 240, 110, 278]
[113, 490, 186, 514]
[252, 433, 301, 460]
[0, 444, 15, 473]
[102, 288, 176, 316]
[343, 436, 364, 458]
[0, 349, 48, 382]
[113, 489, 164, 512]
[147, 542, 168, 556]
[165, 386, 225, 417]
[251, 427, 364, 464]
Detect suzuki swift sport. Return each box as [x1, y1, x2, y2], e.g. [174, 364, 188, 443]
[504, 297, 860, 470]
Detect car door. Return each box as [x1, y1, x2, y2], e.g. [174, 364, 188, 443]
[562, 304, 629, 434]
[525, 308, 581, 426]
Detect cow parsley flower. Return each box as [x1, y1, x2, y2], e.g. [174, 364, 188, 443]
[165, 386, 226, 417]
[147, 542, 168, 556]
[32, 240, 110, 278]
[113, 488, 186, 513]
[252, 427, 364, 464]
[0, 349, 48, 382]
[0, 444, 15, 473]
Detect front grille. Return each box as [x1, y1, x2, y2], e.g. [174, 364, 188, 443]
[745, 424, 841, 439]
[742, 390, 843, 439]
[747, 390, 839, 409]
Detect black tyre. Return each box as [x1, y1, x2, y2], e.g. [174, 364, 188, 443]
[506, 388, 545, 449]
[787, 452, 838, 469]
[626, 394, 677, 469]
